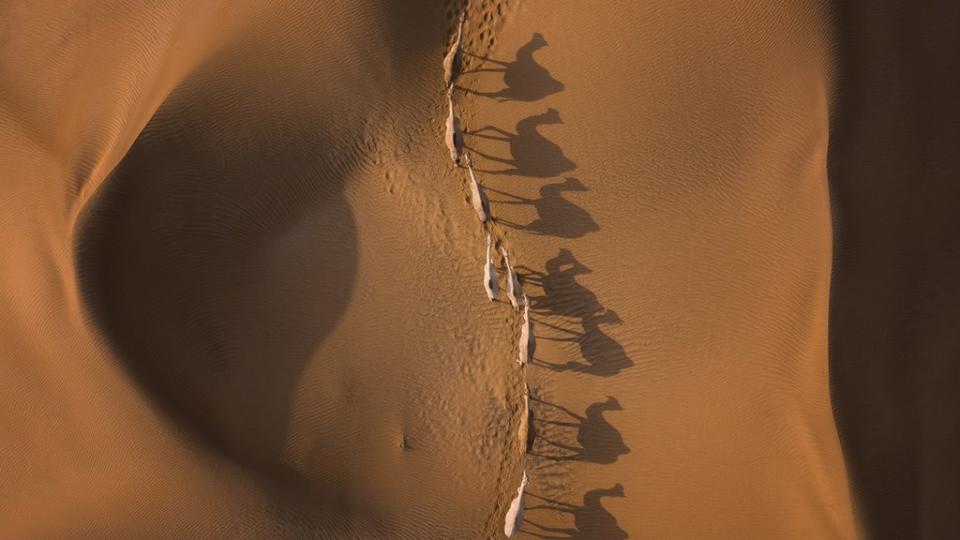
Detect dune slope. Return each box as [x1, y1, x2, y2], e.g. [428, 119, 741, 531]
[5, 0, 949, 538]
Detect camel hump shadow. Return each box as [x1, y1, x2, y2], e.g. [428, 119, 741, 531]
[466, 108, 576, 178]
[488, 177, 599, 239]
[524, 484, 628, 539]
[530, 177, 598, 238]
[530, 395, 630, 464]
[518, 250, 635, 377]
[462, 32, 564, 102]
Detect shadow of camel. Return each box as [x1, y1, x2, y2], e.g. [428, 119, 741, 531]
[519, 248, 599, 318]
[465, 108, 576, 178]
[537, 310, 634, 377]
[488, 177, 599, 238]
[518, 249, 634, 377]
[523, 485, 628, 539]
[529, 395, 629, 464]
[458, 32, 564, 102]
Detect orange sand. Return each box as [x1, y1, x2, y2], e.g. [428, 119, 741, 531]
[7, 0, 948, 538]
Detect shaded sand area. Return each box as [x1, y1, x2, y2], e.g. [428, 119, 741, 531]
[828, 2, 960, 538]
[5, 0, 953, 538]
[1, 1, 525, 537]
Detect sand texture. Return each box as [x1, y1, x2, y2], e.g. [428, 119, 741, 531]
[1, 0, 956, 538]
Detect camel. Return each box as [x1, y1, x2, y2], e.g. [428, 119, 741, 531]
[444, 90, 464, 165]
[484, 234, 499, 301]
[518, 293, 536, 364]
[500, 245, 522, 310]
[442, 13, 465, 88]
[504, 470, 528, 538]
[518, 381, 534, 453]
[465, 154, 491, 223]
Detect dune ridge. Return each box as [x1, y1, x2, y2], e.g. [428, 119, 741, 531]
[5, 0, 947, 538]
[3, 1, 525, 537]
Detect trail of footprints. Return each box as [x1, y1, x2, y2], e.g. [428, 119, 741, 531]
[445, 0, 508, 60]
[441, 11, 532, 538]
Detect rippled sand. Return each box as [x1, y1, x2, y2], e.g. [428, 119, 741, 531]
[3, 1, 957, 538]
[2, 2, 518, 537]
[462, 2, 856, 537]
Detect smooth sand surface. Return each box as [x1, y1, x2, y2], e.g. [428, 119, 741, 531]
[462, 2, 855, 537]
[1, 1, 953, 538]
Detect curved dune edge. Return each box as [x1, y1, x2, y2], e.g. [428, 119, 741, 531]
[10, 0, 948, 538]
[3, 1, 520, 537]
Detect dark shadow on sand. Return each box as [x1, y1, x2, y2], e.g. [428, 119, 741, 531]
[457, 32, 564, 102]
[74, 55, 359, 496]
[465, 108, 575, 178]
[827, 2, 960, 539]
[518, 249, 634, 377]
[488, 177, 599, 238]
[523, 485, 628, 539]
[528, 395, 629, 464]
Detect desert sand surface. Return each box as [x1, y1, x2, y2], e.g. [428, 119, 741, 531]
[1, 0, 956, 538]
[461, 2, 855, 538]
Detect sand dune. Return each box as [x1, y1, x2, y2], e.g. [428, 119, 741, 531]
[3, 1, 520, 537]
[1, 0, 954, 538]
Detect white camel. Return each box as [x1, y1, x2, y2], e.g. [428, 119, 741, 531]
[500, 245, 522, 311]
[443, 13, 465, 88]
[503, 470, 528, 538]
[465, 154, 491, 223]
[484, 234, 499, 301]
[518, 381, 530, 453]
[444, 90, 464, 165]
[518, 294, 536, 364]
